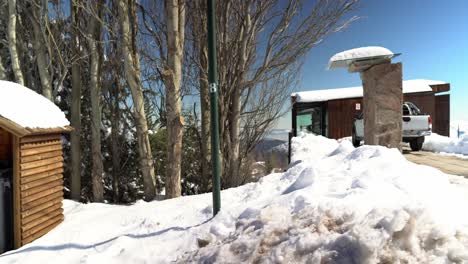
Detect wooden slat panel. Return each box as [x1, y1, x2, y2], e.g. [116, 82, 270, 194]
[22, 216, 63, 244]
[22, 218, 63, 245]
[21, 197, 62, 218]
[23, 202, 63, 225]
[21, 191, 63, 211]
[21, 140, 62, 150]
[21, 156, 64, 170]
[21, 168, 64, 182]
[20, 144, 62, 157]
[21, 162, 64, 177]
[20, 134, 62, 144]
[22, 209, 63, 232]
[21, 150, 63, 163]
[21, 174, 63, 191]
[22, 214, 63, 239]
[21, 179, 64, 198]
[22, 186, 63, 205]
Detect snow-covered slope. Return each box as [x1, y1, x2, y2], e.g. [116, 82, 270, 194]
[0, 80, 69, 129]
[3, 134, 468, 263]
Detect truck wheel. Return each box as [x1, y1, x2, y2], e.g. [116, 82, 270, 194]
[410, 137, 425, 151]
[352, 127, 360, 148]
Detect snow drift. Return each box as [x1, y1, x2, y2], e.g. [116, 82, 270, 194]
[423, 133, 468, 157]
[2, 134, 468, 263]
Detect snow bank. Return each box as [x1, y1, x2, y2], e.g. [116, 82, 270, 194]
[423, 133, 468, 156]
[3, 134, 468, 263]
[0, 81, 69, 129]
[328, 46, 394, 69]
[292, 79, 447, 103]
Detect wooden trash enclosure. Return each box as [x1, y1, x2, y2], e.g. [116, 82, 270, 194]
[0, 81, 72, 253]
[18, 134, 65, 246]
[0, 125, 72, 251]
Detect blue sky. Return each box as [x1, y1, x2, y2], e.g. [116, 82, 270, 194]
[275, 0, 468, 129]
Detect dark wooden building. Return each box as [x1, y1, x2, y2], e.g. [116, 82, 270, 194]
[291, 79, 450, 139]
[0, 81, 71, 252]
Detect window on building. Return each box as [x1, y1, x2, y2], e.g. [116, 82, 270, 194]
[296, 106, 324, 136]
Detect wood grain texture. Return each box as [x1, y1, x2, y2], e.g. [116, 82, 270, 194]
[21, 150, 63, 163]
[21, 168, 64, 182]
[20, 134, 62, 144]
[22, 217, 63, 245]
[21, 139, 62, 150]
[22, 208, 63, 232]
[21, 179, 63, 197]
[21, 186, 63, 205]
[22, 202, 63, 225]
[20, 156, 64, 170]
[20, 144, 62, 157]
[21, 191, 63, 212]
[21, 162, 64, 177]
[21, 174, 63, 190]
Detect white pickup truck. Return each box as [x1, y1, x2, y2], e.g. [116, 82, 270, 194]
[352, 102, 432, 151]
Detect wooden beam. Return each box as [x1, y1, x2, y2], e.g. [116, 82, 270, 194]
[13, 135, 22, 248]
[26, 126, 73, 135]
[0, 117, 29, 137]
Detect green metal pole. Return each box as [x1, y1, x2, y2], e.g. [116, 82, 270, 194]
[207, 0, 221, 215]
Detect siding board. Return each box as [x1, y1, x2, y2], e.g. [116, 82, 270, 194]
[13, 135, 65, 247]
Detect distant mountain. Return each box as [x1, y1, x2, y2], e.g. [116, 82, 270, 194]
[253, 138, 289, 172]
[254, 138, 286, 160]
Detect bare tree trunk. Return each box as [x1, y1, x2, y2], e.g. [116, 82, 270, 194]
[70, 0, 82, 201]
[227, 89, 241, 187]
[8, 0, 24, 85]
[88, 1, 104, 202]
[164, 0, 185, 198]
[0, 55, 6, 80]
[111, 78, 121, 203]
[118, 0, 156, 201]
[199, 45, 211, 191]
[30, 0, 53, 100]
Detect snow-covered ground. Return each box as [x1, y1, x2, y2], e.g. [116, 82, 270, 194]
[3, 134, 468, 263]
[422, 121, 468, 158]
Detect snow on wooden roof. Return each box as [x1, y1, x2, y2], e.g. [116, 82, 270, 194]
[0, 81, 71, 136]
[292, 79, 448, 103]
